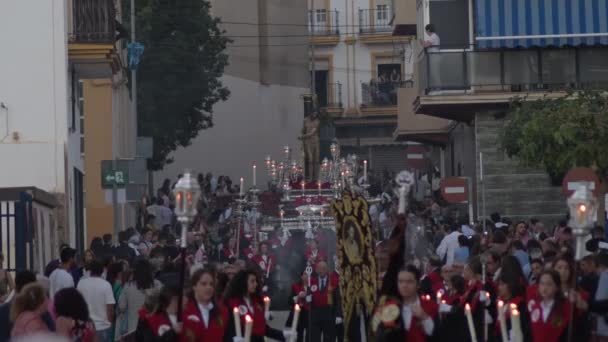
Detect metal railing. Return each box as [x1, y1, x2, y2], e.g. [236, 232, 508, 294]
[359, 8, 393, 34]
[308, 10, 340, 36]
[361, 80, 411, 107]
[419, 46, 608, 94]
[325, 82, 343, 108]
[69, 0, 116, 43]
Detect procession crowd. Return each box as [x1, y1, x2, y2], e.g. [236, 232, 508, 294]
[2, 169, 608, 342]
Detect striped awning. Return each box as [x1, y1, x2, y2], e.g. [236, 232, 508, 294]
[475, 0, 608, 49]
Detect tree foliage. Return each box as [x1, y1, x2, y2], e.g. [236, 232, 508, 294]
[132, 0, 230, 170]
[501, 90, 608, 184]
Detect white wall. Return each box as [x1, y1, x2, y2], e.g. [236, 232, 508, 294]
[155, 75, 306, 188]
[0, 0, 70, 194]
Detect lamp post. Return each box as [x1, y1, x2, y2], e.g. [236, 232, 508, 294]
[173, 170, 201, 322]
[567, 186, 597, 261]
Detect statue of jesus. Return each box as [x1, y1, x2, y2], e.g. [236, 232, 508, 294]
[299, 111, 320, 181]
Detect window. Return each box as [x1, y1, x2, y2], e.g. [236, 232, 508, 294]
[78, 80, 84, 156]
[376, 5, 389, 22]
[309, 9, 327, 33]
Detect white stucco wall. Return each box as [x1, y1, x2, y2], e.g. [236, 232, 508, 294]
[0, 0, 70, 194]
[155, 75, 307, 188]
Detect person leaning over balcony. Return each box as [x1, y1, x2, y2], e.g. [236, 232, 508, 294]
[422, 24, 441, 91]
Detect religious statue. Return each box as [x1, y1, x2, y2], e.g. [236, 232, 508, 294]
[299, 111, 320, 181]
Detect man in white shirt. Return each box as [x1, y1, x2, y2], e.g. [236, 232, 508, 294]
[49, 247, 76, 298]
[436, 224, 462, 266]
[77, 260, 115, 342]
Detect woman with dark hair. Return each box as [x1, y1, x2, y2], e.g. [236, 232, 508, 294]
[54, 288, 96, 341]
[496, 271, 532, 342]
[225, 269, 288, 342]
[118, 259, 161, 337]
[81, 249, 96, 279]
[90, 238, 104, 258]
[552, 256, 590, 340]
[136, 285, 181, 342]
[372, 265, 438, 342]
[528, 270, 572, 342]
[181, 268, 227, 341]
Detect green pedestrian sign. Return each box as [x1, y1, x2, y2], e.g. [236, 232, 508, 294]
[102, 169, 129, 188]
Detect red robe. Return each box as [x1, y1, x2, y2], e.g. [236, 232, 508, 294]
[528, 298, 572, 342]
[181, 300, 228, 342]
[226, 296, 266, 337]
[146, 312, 175, 338]
[310, 274, 338, 308]
[221, 247, 237, 261]
[252, 254, 277, 275]
[291, 283, 310, 311]
[243, 248, 255, 260]
[304, 248, 327, 265]
[404, 298, 439, 342]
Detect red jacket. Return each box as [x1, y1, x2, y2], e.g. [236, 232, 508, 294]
[243, 248, 255, 260]
[146, 312, 175, 338]
[181, 299, 228, 342]
[221, 247, 237, 261]
[304, 248, 327, 265]
[252, 254, 277, 275]
[460, 280, 483, 312]
[226, 296, 266, 337]
[310, 274, 338, 308]
[291, 283, 310, 310]
[426, 270, 446, 295]
[404, 298, 439, 342]
[528, 298, 572, 342]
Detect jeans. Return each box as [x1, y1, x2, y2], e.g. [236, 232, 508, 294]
[96, 328, 113, 342]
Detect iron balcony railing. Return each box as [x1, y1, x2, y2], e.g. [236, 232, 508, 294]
[326, 82, 343, 108]
[308, 9, 340, 36]
[69, 0, 116, 43]
[359, 7, 393, 34]
[361, 79, 411, 107]
[419, 46, 608, 94]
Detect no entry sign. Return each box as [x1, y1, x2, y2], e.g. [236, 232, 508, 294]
[406, 145, 427, 170]
[562, 167, 600, 197]
[441, 177, 468, 203]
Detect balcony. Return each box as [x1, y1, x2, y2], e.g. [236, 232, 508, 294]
[68, 0, 116, 43]
[390, 0, 416, 36]
[67, 0, 120, 78]
[394, 86, 451, 144]
[416, 46, 608, 119]
[359, 8, 393, 34]
[309, 10, 340, 45]
[360, 80, 407, 116]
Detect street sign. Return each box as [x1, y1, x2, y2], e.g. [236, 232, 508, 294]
[441, 177, 468, 203]
[406, 145, 427, 170]
[562, 167, 600, 197]
[102, 169, 129, 189]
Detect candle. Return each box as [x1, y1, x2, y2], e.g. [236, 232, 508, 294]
[244, 314, 253, 342]
[497, 301, 507, 342]
[363, 160, 368, 181]
[233, 307, 242, 337]
[318, 181, 322, 196]
[290, 304, 301, 342]
[264, 296, 271, 317]
[280, 210, 284, 227]
[436, 291, 442, 304]
[301, 181, 305, 196]
[465, 303, 477, 342]
[252, 164, 257, 187]
[240, 177, 244, 196]
[511, 309, 522, 342]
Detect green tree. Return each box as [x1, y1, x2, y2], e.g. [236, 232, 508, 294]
[501, 90, 608, 223]
[132, 0, 230, 170]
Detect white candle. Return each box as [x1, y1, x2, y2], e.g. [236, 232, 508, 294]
[465, 303, 477, 342]
[436, 291, 442, 304]
[290, 304, 301, 342]
[497, 301, 507, 342]
[244, 314, 253, 342]
[252, 164, 257, 187]
[363, 160, 368, 181]
[240, 177, 244, 196]
[233, 307, 242, 337]
[511, 309, 522, 342]
[318, 181, 322, 196]
[301, 181, 305, 196]
[264, 296, 270, 318]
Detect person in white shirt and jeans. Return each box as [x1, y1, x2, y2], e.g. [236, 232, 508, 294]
[49, 247, 76, 298]
[77, 259, 115, 342]
[436, 224, 462, 266]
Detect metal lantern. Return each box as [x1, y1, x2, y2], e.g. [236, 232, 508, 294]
[567, 185, 597, 260]
[173, 170, 201, 248]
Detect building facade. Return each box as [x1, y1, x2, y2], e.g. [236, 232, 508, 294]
[395, 0, 608, 223]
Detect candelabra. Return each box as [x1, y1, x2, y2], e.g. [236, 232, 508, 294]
[232, 185, 263, 255]
[319, 142, 364, 197]
[265, 145, 303, 200]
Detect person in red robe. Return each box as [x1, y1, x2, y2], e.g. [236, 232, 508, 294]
[309, 260, 341, 342]
[221, 237, 238, 263]
[304, 239, 326, 265]
[251, 242, 277, 278]
[181, 268, 228, 342]
[225, 269, 291, 342]
[285, 270, 310, 342]
[528, 270, 572, 342]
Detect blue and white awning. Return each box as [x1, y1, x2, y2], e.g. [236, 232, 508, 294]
[475, 0, 608, 49]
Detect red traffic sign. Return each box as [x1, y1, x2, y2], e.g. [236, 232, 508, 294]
[562, 167, 600, 197]
[440, 177, 468, 203]
[406, 145, 427, 170]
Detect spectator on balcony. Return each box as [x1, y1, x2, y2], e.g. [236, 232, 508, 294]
[423, 24, 441, 92]
[423, 24, 440, 51]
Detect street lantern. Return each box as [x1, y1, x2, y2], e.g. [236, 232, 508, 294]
[567, 185, 597, 260]
[173, 170, 201, 248]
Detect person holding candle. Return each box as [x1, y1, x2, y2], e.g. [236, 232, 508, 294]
[285, 270, 310, 342]
[181, 268, 228, 342]
[137, 285, 182, 341]
[496, 271, 531, 342]
[221, 237, 238, 264]
[225, 270, 291, 342]
[552, 256, 590, 339]
[527, 270, 572, 342]
[251, 242, 277, 293]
